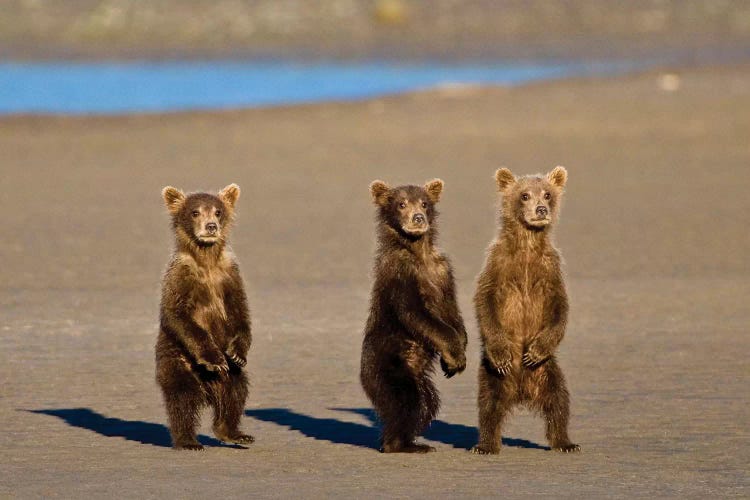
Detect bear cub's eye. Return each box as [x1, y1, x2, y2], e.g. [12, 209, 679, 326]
[521, 193, 530, 201]
[191, 210, 200, 217]
[399, 202, 406, 209]
[215, 209, 222, 217]
[421, 202, 427, 209]
[544, 192, 551, 200]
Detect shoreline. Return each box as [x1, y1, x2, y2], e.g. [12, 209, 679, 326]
[1, 58, 747, 120]
[4, 37, 750, 64]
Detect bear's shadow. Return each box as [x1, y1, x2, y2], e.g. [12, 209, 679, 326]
[245, 407, 548, 450]
[28, 407, 547, 451]
[26, 408, 242, 448]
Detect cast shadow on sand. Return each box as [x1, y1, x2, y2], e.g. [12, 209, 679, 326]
[245, 408, 379, 448]
[245, 407, 547, 451]
[26, 408, 243, 449]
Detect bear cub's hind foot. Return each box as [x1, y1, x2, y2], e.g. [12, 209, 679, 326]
[174, 441, 204, 451]
[381, 441, 436, 453]
[214, 425, 255, 445]
[219, 433, 255, 445]
[470, 444, 500, 455]
[553, 443, 581, 453]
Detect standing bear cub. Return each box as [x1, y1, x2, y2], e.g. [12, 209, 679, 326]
[361, 179, 468, 453]
[156, 184, 253, 450]
[472, 166, 580, 454]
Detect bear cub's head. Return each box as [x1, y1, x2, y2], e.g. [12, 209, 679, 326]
[370, 179, 444, 238]
[162, 184, 241, 247]
[496, 166, 567, 230]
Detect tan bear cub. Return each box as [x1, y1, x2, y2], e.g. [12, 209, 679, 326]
[472, 167, 580, 454]
[360, 179, 468, 453]
[156, 184, 253, 450]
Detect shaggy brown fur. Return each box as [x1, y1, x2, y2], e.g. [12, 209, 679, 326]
[472, 166, 580, 454]
[156, 183, 254, 450]
[360, 179, 468, 453]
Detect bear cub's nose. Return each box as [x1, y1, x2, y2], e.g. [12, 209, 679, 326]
[205, 222, 218, 233]
[535, 206, 548, 217]
[412, 213, 426, 224]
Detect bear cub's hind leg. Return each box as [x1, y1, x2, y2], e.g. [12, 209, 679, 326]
[471, 367, 511, 455]
[211, 371, 254, 445]
[378, 370, 438, 454]
[535, 362, 580, 453]
[164, 387, 205, 451]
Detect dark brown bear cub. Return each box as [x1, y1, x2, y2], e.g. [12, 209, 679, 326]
[156, 184, 253, 450]
[360, 179, 468, 453]
[472, 166, 580, 454]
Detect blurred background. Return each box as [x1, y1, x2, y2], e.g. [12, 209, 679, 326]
[4, 0, 750, 60]
[3, 0, 750, 114]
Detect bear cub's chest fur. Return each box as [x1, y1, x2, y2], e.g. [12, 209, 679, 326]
[180, 252, 233, 345]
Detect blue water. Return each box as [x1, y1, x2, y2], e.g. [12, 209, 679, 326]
[0, 60, 641, 115]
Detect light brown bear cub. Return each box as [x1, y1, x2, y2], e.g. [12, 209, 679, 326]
[472, 166, 579, 454]
[156, 184, 253, 450]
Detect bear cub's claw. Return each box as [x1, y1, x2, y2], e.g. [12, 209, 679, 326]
[554, 443, 581, 453]
[470, 445, 499, 455]
[381, 442, 436, 453]
[495, 359, 512, 376]
[486, 346, 513, 376]
[175, 443, 205, 451]
[440, 350, 466, 378]
[203, 361, 229, 375]
[200, 350, 230, 374]
[221, 433, 255, 445]
[403, 443, 436, 453]
[522, 350, 547, 368]
[440, 357, 457, 378]
[227, 352, 246, 368]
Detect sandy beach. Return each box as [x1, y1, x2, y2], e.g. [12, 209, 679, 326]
[1, 64, 748, 497]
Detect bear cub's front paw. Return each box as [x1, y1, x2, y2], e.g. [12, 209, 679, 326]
[522, 342, 550, 367]
[225, 349, 246, 368]
[199, 349, 229, 374]
[440, 348, 466, 378]
[486, 346, 513, 376]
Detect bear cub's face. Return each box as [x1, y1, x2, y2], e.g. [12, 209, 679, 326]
[496, 166, 567, 230]
[370, 179, 444, 237]
[162, 184, 241, 246]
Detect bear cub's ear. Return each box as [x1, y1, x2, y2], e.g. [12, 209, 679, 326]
[219, 183, 241, 208]
[495, 168, 516, 192]
[547, 166, 568, 189]
[370, 180, 390, 206]
[162, 186, 186, 214]
[424, 179, 444, 203]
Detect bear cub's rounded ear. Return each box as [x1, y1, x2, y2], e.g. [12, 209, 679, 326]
[370, 180, 390, 206]
[495, 168, 516, 192]
[219, 183, 241, 208]
[162, 186, 186, 214]
[424, 179, 444, 203]
[547, 166, 568, 189]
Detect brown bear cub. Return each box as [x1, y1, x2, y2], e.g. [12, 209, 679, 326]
[360, 179, 468, 453]
[156, 184, 253, 450]
[472, 167, 580, 454]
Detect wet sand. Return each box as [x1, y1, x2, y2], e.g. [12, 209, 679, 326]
[1, 65, 748, 497]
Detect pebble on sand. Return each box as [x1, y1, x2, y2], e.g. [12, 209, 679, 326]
[658, 73, 681, 92]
